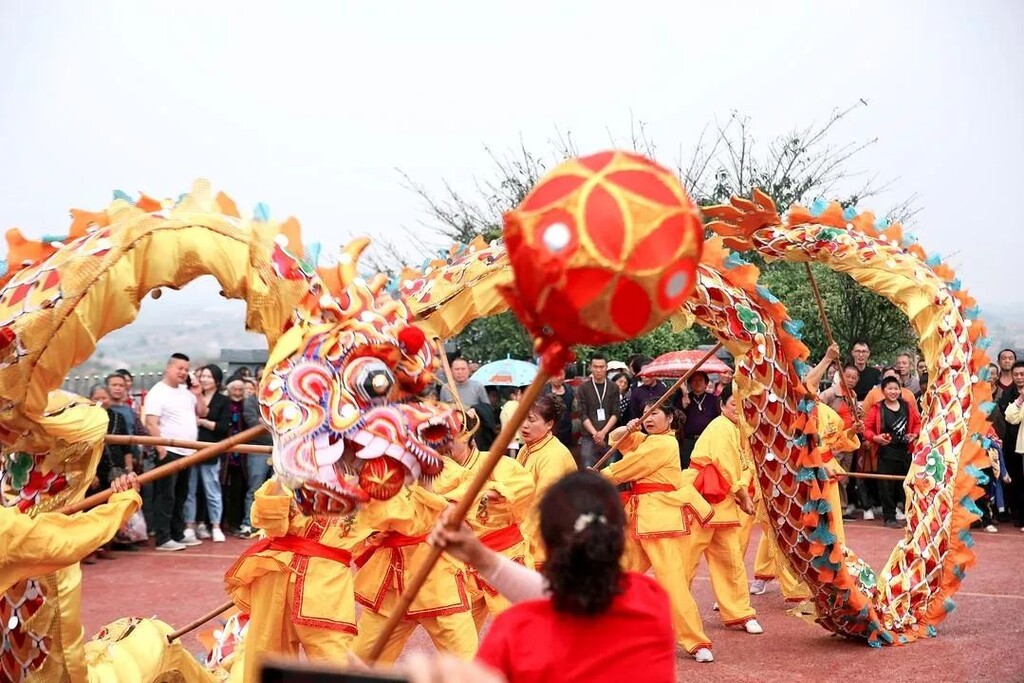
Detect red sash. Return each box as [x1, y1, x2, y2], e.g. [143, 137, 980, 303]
[690, 462, 729, 504]
[242, 535, 353, 565]
[618, 481, 675, 505]
[354, 532, 428, 569]
[478, 524, 524, 552]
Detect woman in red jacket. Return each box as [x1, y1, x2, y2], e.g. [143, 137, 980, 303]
[863, 376, 921, 528]
[432, 470, 677, 683]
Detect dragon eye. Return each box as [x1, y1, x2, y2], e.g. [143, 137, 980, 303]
[353, 358, 395, 400]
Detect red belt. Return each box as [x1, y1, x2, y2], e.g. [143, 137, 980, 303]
[690, 462, 729, 505]
[243, 535, 353, 565]
[478, 524, 524, 552]
[354, 532, 428, 569]
[619, 481, 675, 504]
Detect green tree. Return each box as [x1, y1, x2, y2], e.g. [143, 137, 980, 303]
[403, 103, 917, 363]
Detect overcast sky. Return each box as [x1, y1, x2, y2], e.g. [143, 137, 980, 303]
[1, 1, 1021, 316]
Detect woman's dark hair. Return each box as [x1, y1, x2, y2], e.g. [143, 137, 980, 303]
[201, 364, 224, 390]
[643, 400, 685, 439]
[611, 372, 629, 386]
[531, 394, 565, 425]
[719, 383, 733, 405]
[539, 471, 625, 615]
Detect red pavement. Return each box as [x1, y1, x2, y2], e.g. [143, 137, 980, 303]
[80, 521, 1024, 682]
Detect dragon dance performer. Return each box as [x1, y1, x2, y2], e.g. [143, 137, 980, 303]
[602, 402, 717, 663]
[224, 478, 444, 681]
[682, 386, 765, 634]
[439, 409, 536, 630]
[0, 473, 141, 594]
[515, 395, 578, 569]
[351, 466, 479, 664]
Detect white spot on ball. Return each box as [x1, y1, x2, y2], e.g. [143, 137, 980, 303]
[765, 452, 775, 462]
[274, 234, 289, 247]
[542, 223, 571, 252]
[7, 615, 17, 630]
[665, 271, 689, 299]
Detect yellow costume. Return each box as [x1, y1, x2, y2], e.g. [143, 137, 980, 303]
[602, 431, 715, 654]
[683, 414, 758, 627]
[516, 434, 577, 567]
[351, 469, 477, 664]
[225, 480, 440, 681]
[441, 446, 536, 630]
[0, 490, 139, 594]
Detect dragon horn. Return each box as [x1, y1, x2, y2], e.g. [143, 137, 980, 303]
[337, 238, 371, 287]
[367, 273, 389, 295]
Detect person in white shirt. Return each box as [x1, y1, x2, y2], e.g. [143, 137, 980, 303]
[143, 353, 200, 551]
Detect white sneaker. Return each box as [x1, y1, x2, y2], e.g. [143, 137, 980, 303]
[693, 647, 714, 663]
[844, 504, 857, 516]
[181, 529, 203, 546]
[156, 540, 186, 551]
[196, 523, 211, 540]
[744, 619, 764, 634]
[749, 579, 770, 595]
[212, 528, 226, 543]
[984, 524, 998, 534]
[895, 509, 906, 521]
[863, 509, 875, 521]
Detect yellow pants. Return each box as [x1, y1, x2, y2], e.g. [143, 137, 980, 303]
[353, 604, 478, 664]
[682, 525, 756, 626]
[624, 535, 712, 653]
[232, 572, 355, 683]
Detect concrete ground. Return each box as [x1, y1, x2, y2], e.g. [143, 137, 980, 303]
[80, 519, 1024, 682]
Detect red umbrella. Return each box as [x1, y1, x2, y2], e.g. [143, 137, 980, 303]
[639, 350, 731, 378]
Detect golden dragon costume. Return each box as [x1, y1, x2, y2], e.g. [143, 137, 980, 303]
[0, 150, 992, 680]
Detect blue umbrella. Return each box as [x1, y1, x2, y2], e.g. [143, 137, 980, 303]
[470, 357, 538, 387]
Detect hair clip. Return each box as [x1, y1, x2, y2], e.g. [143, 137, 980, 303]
[573, 512, 607, 533]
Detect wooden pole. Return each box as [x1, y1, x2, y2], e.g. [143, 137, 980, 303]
[804, 262, 835, 348]
[166, 600, 235, 642]
[842, 471, 905, 482]
[365, 368, 552, 662]
[60, 425, 267, 514]
[104, 434, 272, 455]
[590, 342, 724, 472]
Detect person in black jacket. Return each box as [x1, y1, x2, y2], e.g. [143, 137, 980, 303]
[184, 364, 230, 544]
[543, 368, 576, 451]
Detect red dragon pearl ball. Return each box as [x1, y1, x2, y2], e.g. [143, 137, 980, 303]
[503, 150, 703, 346]
[358, 456, 406, 500]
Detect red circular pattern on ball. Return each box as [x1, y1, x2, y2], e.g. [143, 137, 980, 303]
[358, 456, 405, 500]
[503, 150, 703, 345]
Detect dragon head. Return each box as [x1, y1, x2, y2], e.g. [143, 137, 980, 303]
[259, 239, 461, 516]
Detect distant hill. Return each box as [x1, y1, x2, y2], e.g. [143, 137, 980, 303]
[978, 305, 1024, 355]
[76, 279, 264, 376]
